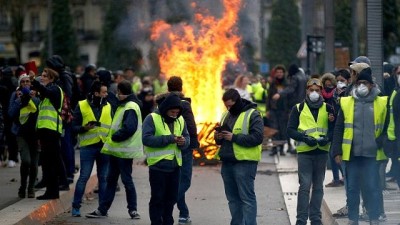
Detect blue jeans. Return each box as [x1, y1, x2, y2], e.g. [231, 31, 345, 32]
[221, 161, 258, 225]
[329, 153, 343, 182]
[72, 145, 109, 209]
[177, 149, 193, 218]
[346, 157, 380, 222]
[98, 156, 137, 214]
[296, 153, 328, 225]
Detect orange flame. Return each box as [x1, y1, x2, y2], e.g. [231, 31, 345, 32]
[151, 0, 242, 123]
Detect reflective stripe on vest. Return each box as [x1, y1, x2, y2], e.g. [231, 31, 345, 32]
[216, 108, 262, 161]
[78, 100, 112, 147]
[36, 86, 63, 134]
[296, 102, 330, 152]
[145, 113, 185, 166]
[340, 96, 388, 161]
[19, 99, 37, 124]
[387, 90, 397, 141]
[101, 101, 143, 159]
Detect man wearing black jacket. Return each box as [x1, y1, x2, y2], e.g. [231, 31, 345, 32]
[287, 77, 334, 225]
[166, 76, 199, 224]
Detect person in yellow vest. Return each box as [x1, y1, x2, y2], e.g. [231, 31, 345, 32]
[142, 93, 189, 225]
[331, 67, 389, 225]
[30, 68, 64, 200]
[214, 88, 264, 225]
[153, 72, 168, 95]
[287, 77, 334, 225]
[387, 71, 400, 189]
[71, 81, 112, 217]
[8, 72, 40, 198]
[86, 80, 143, 219]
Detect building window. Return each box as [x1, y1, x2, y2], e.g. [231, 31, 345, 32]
[73, 10, 85, 39]
[31, 12, 40, 42]
[0, 9, 9, 31]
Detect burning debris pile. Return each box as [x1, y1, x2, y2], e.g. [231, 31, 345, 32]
[151, 0, 243, 163]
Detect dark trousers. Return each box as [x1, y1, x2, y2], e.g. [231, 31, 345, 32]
[39, 129, 61, 197]
[149, 167, 180, 225]
[60, 124, 75, 181]
[177, 149, 193, 218]
[18, 136, 38, 190]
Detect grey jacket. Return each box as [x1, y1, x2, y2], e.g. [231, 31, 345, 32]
[331, 87, 388, 158]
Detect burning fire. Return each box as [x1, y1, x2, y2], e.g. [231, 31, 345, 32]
[151, 0, 242, 161]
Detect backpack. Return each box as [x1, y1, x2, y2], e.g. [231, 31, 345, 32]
[56, 71, 74, 124]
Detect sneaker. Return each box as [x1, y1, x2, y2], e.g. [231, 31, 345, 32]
[18, 187, 25, 198]
[379, 213, 387, 222]
[7, 160, 16, 168]
[325, 180, 344, 187]
[332, 205, 348, 218]
[359, 212, 369, 221]
[178, 217, 192, 224]
[86, 209, 107, 218]
[72, 208, 81, 217]
[129, 210, 140, 219]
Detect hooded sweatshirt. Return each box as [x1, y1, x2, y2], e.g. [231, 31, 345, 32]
[331, 86, 387, 158]
[142, 93, 190, 171]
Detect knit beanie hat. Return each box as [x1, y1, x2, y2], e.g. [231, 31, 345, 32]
[356, 67, 373, 84]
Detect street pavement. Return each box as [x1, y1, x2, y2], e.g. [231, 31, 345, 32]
[0, 148, 399, 225]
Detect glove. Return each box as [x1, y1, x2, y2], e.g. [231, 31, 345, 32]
[317, 136, 330, 146]
[302, 135, 318, 147]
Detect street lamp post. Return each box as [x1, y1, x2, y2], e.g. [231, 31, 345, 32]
[306, 35, 325, 75]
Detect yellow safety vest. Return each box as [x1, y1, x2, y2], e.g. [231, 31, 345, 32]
[216, 108, 262, 161]
[340, 96, 387, 161]
[296, 103, 330, 152]
[78, 100, 112, 147]
[387, 90, 397, 141]
[101, 101, 143, 159]
[145, 113, 185, 166]
[19, 99, 37, 125]
[36, 86, 63, 134]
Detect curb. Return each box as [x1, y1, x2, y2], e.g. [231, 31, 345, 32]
[8, 174, 97, 225]
[321, 199, 339, 225]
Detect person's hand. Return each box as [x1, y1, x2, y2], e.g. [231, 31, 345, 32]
[29, 90, 37, 97]
[83, 123, 95, 131]
[328, 113, 335, 122]
[265, 111, 270, 119]
[28, 70, 36, 81]
[302, 135, 318, 147]
[175, 136, 186, 146]
[215, 131, 224, 140]
[16, 90, 23, 98]
[272, 93, 280, 101]
[334, 155, 342, 165]
[221, 131, 233, 141]
[317, 136, 330, 146]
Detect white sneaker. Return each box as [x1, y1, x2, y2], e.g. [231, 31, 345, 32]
[7, 160, 16, 168]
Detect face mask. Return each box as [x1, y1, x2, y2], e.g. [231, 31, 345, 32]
[356, 84, 369, 97]
[309, 91, 320, 102]
[337, 81, 347, 89]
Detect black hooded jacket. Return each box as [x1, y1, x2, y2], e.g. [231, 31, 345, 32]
[215, 98, 264, 162]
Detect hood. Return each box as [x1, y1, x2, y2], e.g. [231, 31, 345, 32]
[321, 73, 337, 87]
[240, 98, 257, 112]
[119, 94, 143, 108]
[158, 93, 183, 120]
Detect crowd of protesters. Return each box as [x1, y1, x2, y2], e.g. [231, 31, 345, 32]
[0, 53, 399, 225]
